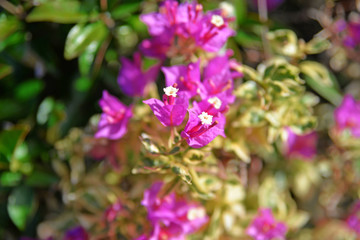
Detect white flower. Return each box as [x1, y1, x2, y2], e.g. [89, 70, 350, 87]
[208, 97, 222, 109]
[198, 112, 213, 125]
[163, 86, 179, 97]
[211, 15, 225, 27]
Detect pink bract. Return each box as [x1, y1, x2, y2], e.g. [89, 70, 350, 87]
[246, 208, 287, 240]
[95, 90, 132, 140]
[334, 94, 360, 137]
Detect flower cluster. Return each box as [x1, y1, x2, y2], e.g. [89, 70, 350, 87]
[95, 90, 132, 140]
[144, 51, 240, 148]
[333, 19, 360, 48]
[346, 200, 360, 236]
[246, 208, 287, 240]
[285, 127, 318, 160]
[137, 182, 208, 240]
[334, 94, 360, 137]
[140, 0, 235, 59]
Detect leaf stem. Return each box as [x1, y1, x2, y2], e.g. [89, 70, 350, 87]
[258, 0, 271, 59]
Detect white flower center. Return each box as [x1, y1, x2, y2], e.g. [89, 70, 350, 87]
[198, 112, 213, 125]
[187, 207, 206, 221]
[208, 97, 222, 109]
[211, 15, 224, 27]
[163, 86, 179, 97]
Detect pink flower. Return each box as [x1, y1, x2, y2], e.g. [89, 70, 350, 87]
[343, 21, 360, 48]
[143, 85, 189, 126]
[104, 200, 122, 223]
[285, 128, 318, 160]
[63, 226, 88, 240]
[117, 52, 160, 97]
[162, 61, 202, 98]
[334, 94, 360, 137]
[346, 201, 360, 236]
[199, 53, 238, 103]
[140, 1, 234, 57]
[181, 101, 226, 148]
[246, 208, 287, 240]
[95, 90, 132, 140]
[139, 182, 208, 240]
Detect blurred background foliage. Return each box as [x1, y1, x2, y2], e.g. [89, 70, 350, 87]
[1, 0, 360, 239]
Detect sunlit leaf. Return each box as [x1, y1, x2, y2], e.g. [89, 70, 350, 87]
[26, 1, 90, 23]
[0, 14, 20, 41]
[64, 21, 108, 60]
[111, 2, 141, 19]
[0, 126, 30, 162]
[7, 186, 35, 230]
[300, 61, 342, 105]
[305, 37, 331, 55]
[0, 172, 22, 186]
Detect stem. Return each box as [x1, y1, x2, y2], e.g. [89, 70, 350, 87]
[258, 0, 271, 59]
[159, 177, 180, 198]
[189, 168, 208, 194]
[168, 126, 176, 148]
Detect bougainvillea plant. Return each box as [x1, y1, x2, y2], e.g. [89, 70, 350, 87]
[2, 0, 360, 240]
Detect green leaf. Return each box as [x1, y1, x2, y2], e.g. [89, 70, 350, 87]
[78, 46, 97, 76]
[300, 61, 342, 106]
[305, 37, 331, 55]
[0, 99, 23, 120]
[0, 14, 20, 41]
[111, 2, 141, 19]
[25, 171, 58, 187]
[7, 186, 35, 230]
[235, 30, 261, 48]
[267, 29, 299, 57]
[0, 126, 30, 162]
[64, 21, 108, 60]
[15, 79, 44, 100]
[75, 76, 91, 92]
[0, 64, 13, 80]
[233, 0, 247, 24]
[26, 1, 89, 23]
[0, 172, 22, 186]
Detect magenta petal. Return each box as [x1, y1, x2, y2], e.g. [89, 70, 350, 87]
[143, 93, 188, 127]
[162, 62, 201, 98]
[181, 104, 226, 149]
[117, 53, 160, 97]
[95, 91, 132, 140]
[285, 128, 318, 160]
[246, 208, 287, 240]
[334, 94, 360, 137]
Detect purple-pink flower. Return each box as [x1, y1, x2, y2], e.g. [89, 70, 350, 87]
[95, 90, 132, 140]
[285, 127, 318, 160]
[140, 1, 235, 58]
[143, 85, 189, 127]
[117, 52, 160, 97]
[343, 21, 360, 48]
[138, 182, 208, 240]
[104, 200, 122, 223]
[199, 53, 238, 103]
[246, 208, 287, 240]
[346, 200, 360, 236]
[181, 101, 226, 148]
[162, 61, 201, 98]
[63, 226, 89, 240]
[334, 94, 360, 137]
